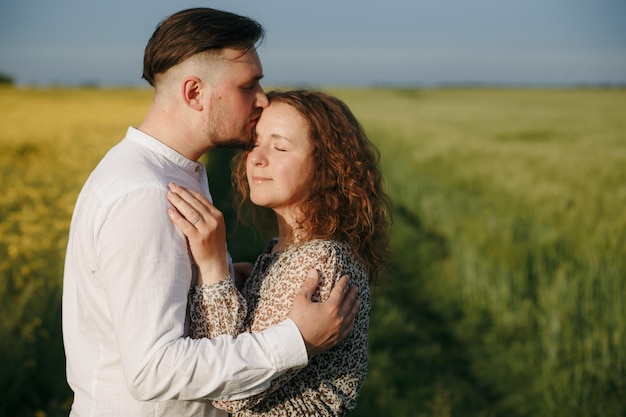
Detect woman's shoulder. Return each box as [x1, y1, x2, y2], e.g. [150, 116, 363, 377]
[291, 239, 366, 275]
[283, 239, 353, 264]
[295, 239, 351, 255]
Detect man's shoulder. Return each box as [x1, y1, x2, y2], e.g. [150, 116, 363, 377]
[80, 137, 168, 204]
[99, 136, 165, 177]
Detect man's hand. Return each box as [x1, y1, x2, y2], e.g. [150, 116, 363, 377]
[287, 270, 359, 358]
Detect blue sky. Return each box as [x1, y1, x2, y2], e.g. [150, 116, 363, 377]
[1, 0, 625, 87]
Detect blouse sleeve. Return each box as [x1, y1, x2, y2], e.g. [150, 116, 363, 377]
[189, 278, 247, 339]
[212, 241, 370, 416]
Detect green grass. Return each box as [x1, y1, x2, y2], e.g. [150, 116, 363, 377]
[332, 87, 626, 416]
[1, 86, 625, 416]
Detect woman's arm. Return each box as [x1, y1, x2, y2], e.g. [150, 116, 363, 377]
[189, 279, 247, 338]
[167, 183, 247, 338]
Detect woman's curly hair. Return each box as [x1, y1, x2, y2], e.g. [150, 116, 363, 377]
[232, 90, 392, 282]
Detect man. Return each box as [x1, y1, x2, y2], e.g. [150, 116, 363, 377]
[62, 7, 358, 416]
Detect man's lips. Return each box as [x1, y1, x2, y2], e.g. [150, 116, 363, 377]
[249, 111, 262, 124]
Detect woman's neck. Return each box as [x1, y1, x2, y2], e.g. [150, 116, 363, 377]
[273, 210, 307, 253]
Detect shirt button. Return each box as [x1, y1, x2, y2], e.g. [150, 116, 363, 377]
[195, 165, 201, 172]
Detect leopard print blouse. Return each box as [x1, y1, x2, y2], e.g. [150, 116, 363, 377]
[189, 239, 371, 416]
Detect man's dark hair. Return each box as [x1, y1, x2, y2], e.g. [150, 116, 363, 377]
[142, 7, 265, 86]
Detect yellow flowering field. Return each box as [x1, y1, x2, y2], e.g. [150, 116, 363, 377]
[0, 87, 152, 415]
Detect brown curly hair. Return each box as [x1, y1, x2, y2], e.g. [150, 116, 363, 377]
[233, 90, 391, 281]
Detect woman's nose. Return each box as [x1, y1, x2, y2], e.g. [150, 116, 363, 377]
[248, 148, 267, 166]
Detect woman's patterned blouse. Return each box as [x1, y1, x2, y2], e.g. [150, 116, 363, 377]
[189, 239, 371, 416]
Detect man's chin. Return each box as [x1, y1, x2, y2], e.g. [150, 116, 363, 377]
[217, 129, 255, 150]
[216, 137, 250, 150]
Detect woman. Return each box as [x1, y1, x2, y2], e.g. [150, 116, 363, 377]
[167, 90, 391, 416]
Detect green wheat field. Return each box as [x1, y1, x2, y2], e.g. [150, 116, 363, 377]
[1, 86, 624, 417]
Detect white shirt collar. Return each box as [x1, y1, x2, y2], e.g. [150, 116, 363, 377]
[125, 126, 205, 175]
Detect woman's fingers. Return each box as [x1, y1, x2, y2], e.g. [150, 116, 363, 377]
[167, 182, 225, 240]
[167, 183, 217, 227]
[169, 182, 211, 207]
[167, 187, 199, 225]
[166, 206, 195, 237]
[166, 182, 229, 285]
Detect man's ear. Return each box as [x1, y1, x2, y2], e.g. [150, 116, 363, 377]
[182, 77, 203, 110]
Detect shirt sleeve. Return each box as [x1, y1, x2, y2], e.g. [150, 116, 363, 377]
[98, 186, 308, 402]
[189, 279, 247, 338]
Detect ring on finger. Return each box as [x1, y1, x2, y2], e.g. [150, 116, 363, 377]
[191, 215, 202, 226]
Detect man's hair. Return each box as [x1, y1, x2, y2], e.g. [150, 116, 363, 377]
[142, 7, 265, 86]
[233, 90, 392, 282]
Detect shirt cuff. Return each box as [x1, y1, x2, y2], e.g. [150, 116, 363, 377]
[261, 318, 309, 371]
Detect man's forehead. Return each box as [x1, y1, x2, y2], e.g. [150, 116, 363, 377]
[220, 47, 260, 64]
[218, 48, 264, 82]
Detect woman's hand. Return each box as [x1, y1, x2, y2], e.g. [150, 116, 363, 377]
[166, 182, 230, 285]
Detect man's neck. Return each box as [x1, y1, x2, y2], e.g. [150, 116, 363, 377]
[139, 110, 206, 161]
